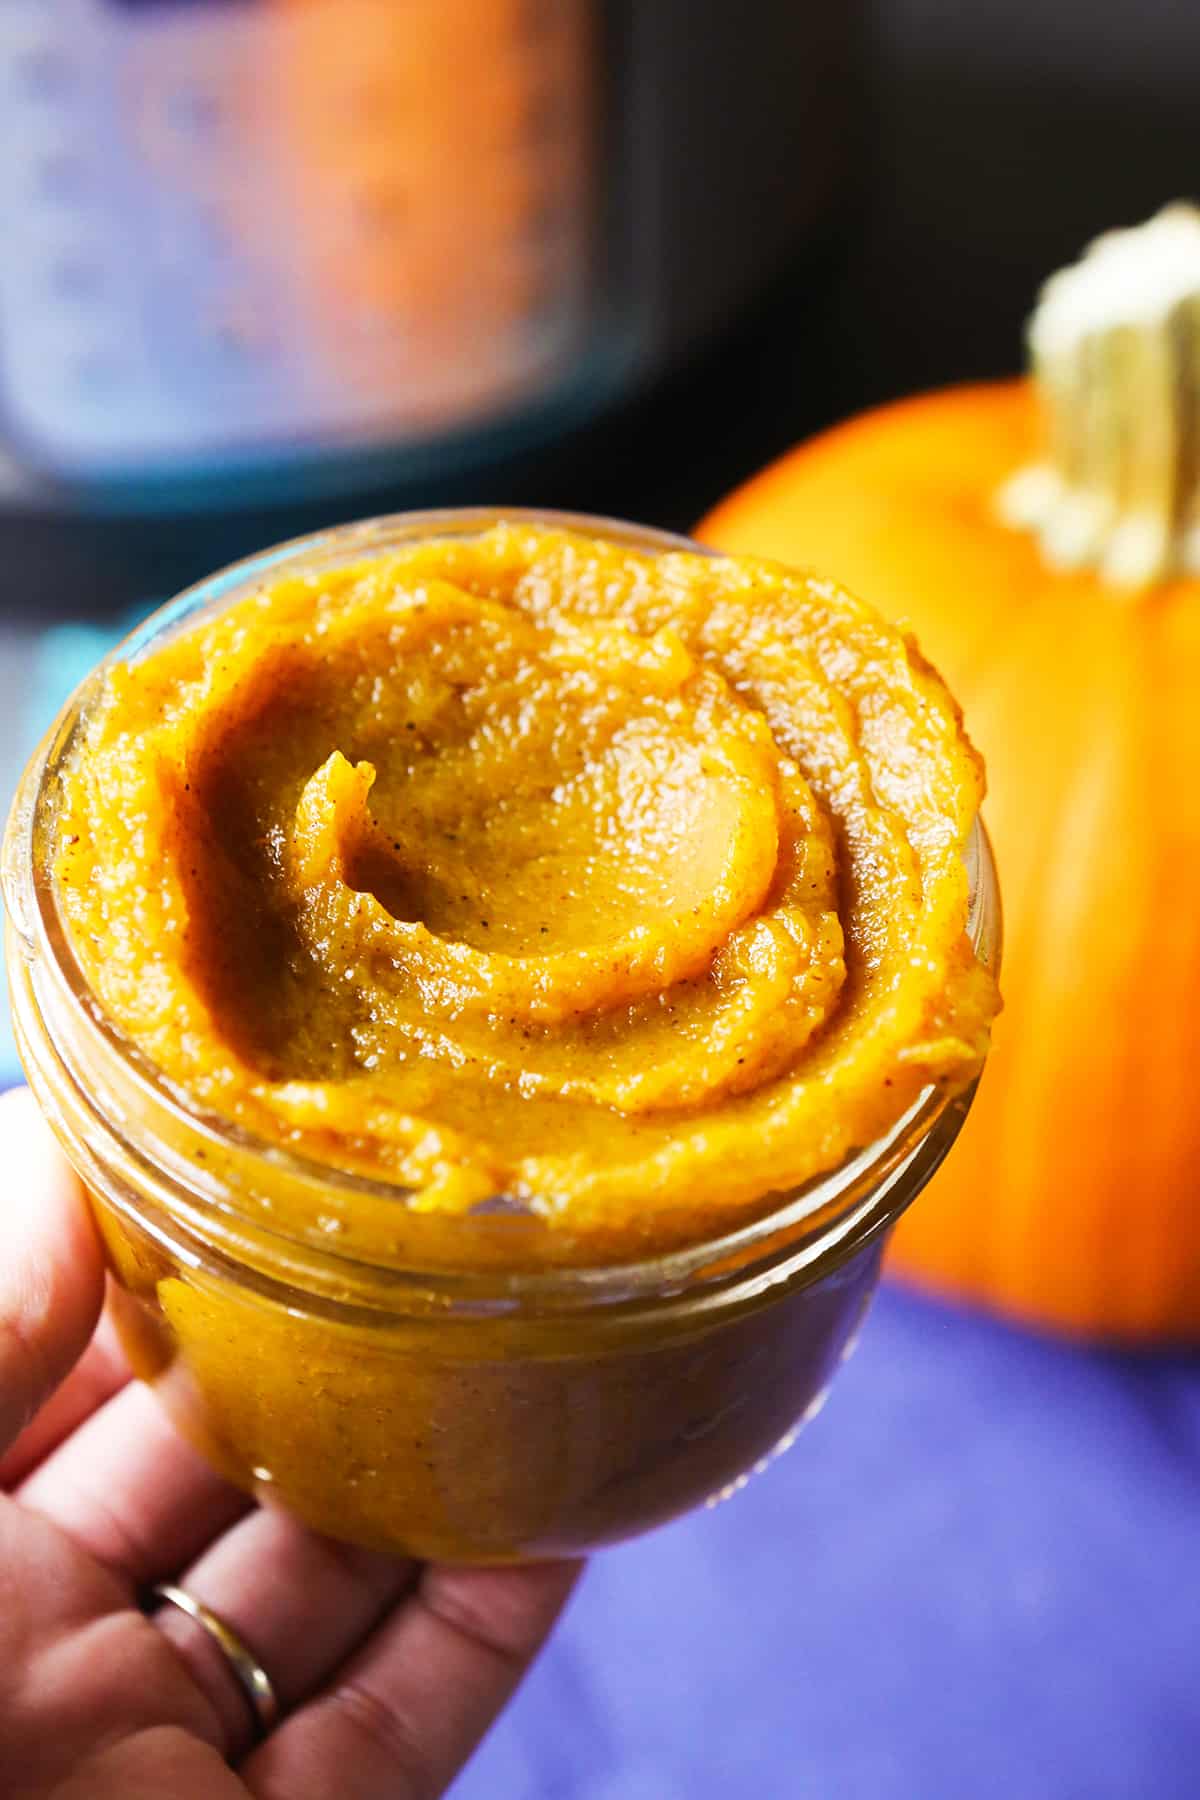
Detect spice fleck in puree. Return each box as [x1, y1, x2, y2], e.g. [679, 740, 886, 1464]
[44, 519, 998, 1559]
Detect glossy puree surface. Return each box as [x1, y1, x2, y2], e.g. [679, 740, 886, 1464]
[54, 523, 997, 1262]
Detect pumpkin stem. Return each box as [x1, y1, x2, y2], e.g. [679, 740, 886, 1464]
[998, 203, 1200, 588]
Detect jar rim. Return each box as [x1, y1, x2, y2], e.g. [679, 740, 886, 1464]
[3, 507, 1000, 1307]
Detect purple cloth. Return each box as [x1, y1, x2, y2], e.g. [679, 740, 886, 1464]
[452, 1283, 1200, 1798]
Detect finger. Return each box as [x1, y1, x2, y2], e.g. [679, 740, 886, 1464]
[152, 1510, 416, 1759]
[242, 1559, 583, 1800]
[0, 1088, 104, 1455]
[0, 1303, 130, 1489]
[18, 1377, 250, 1585]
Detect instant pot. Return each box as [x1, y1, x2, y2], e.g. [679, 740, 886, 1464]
[0, 0, 859, 595]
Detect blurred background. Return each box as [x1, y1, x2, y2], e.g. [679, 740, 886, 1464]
[2, 2, 1199, 1794]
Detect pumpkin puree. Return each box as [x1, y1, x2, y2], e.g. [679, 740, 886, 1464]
[54, 522, 996, 1262]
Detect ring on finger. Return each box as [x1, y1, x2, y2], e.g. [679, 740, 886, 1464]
[146, 1582, 280, 1742]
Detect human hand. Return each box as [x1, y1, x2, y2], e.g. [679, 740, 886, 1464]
[0, 1088, 581, 1799]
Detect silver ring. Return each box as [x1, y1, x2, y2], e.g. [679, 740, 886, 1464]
[149, 1582, 280, 1740]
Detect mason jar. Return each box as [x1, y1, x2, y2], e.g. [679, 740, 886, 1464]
[3, 511, 1000, 1564]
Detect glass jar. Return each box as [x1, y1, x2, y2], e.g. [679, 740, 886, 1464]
[2, 510, 1000, 1565]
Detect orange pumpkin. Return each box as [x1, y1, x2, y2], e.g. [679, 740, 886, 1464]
[700, 212, 1200, 1342]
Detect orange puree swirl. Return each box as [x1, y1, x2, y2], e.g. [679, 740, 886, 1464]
[53, 523, 998, 1255]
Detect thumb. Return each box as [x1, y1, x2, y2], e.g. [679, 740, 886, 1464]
[0, 1087, 104, 1455]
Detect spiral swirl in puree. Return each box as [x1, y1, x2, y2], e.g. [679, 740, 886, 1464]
[55, 525, 998, 1256]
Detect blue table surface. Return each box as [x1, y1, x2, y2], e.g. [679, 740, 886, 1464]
[452, 1284, 1200, 1799]
[4, 622, 1198, 1799]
